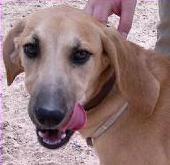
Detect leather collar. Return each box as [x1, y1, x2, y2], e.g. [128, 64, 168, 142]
[83, 75, 128, 147]
[84, 75, 115, 111]
[86, 102, 128, 147]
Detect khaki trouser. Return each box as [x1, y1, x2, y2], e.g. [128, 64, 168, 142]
[155, 0, 170, 55]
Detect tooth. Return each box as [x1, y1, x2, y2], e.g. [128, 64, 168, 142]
[56, 139, 61, 143]
[43, 139, 54, 145]
[38, 131, 44, 138]
[50, 141, 57, 145]
[43, 138, 49, 144]
[61, 133, 66, 139]
[43, 138, 62, 145]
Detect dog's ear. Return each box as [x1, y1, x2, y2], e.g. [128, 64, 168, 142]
[101, 27, 160, 116]
[3, 21, 25, 85]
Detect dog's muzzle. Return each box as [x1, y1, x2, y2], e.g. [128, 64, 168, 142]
[36, 103, 87, 149]
[29, 89, 87, 149]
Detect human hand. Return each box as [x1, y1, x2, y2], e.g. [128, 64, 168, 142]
[84, 0, 137, 38]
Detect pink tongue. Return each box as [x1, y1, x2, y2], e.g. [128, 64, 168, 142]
[62, 103, 87, 131]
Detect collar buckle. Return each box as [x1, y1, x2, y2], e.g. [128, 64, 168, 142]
[86, 137, 94, 147]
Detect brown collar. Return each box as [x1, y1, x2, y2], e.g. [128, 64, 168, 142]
[84, 75, 115, 111]
[83, 75, 128, 147]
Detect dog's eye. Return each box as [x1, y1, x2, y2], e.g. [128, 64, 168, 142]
[71, 50, 92, 65]
[23, 38, 39, 58]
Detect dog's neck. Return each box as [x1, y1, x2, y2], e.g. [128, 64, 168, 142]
[79, 85, 127, 141]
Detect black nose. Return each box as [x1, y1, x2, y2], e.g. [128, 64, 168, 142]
[35, 107, 65, 127]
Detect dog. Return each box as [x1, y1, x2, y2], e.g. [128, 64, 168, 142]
[3, 6, 170, 165]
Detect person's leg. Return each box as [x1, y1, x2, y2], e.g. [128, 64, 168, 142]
[155, 0, 170, 56]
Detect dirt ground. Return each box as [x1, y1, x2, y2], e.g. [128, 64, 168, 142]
[2, 0, 159, 165]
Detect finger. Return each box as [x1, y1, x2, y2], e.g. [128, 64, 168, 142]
[118, 0, 136, 38]
[93, 4, 112, 24]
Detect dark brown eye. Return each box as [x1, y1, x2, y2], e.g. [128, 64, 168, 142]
[71, 50, 92, 65]
[23, 38, 39, 58]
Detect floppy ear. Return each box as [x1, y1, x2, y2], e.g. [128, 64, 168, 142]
[3, 21, 25, 85]
[101, 27, 160, 116]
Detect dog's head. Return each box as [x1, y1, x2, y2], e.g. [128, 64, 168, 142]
[3, 6, 159, 149]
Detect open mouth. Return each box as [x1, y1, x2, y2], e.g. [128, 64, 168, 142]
[35, 103, 87, 149]
[36, 128, 74, 149]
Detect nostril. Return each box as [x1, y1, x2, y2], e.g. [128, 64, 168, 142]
[35, 107, 65, 126]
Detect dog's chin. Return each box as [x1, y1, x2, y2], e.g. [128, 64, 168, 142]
[36, 128, 74, 149]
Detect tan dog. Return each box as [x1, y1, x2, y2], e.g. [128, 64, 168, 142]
[3, 6, 170, 165]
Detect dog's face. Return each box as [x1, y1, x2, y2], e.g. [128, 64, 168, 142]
[3, 6, 113, 149]
[3, 6, 160, 150]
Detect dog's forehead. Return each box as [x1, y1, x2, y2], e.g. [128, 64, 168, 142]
[23, 6, 102, 51]
[25, 8, 93, 33]
[26, 6, 96, 29]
